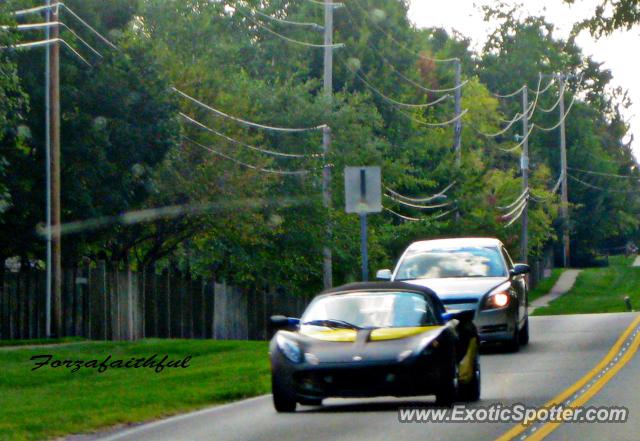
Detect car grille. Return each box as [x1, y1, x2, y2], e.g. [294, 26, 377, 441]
[480, 324, 508, 333]
[442, 298, 479, 306]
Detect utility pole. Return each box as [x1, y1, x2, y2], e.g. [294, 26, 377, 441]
[322, 0, 334, 289]
[453, 59, 462, 165]
[50, 4, 62, 336]
[44, 0, 53, 337]
[520, 86, 529, 263]
[453, 59, 462, 221]
[558, 74, 570, 268]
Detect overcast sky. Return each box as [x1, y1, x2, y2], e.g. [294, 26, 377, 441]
[408, 0, 640, 160]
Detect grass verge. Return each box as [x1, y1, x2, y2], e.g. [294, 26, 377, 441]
[534, 255, 640, 315]
[528, 268, 564, 303]
[0, 339, 270, 440]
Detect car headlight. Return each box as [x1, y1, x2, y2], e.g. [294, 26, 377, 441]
[276, 334, 303, 363]
[483, 290, 511, 309]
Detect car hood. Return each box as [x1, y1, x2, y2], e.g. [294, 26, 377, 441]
[292, 326, 445, 364]
[400, 277, 508, 300]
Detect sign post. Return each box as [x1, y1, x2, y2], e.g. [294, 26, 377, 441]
[345, 167, 382, 281]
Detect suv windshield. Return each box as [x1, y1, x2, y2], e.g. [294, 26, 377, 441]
[301, 291, 438, 329]
[395, 246, 507, 280]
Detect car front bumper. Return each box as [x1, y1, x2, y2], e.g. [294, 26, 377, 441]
[272, 353, 449, 400]
[474, 304, 518, 343]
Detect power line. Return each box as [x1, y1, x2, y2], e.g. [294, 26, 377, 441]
[384, 206, 421, 222]
[492, 85, 525, 99]
[184, 137, 322, 175]
[236, 7, 344, 49]
[179, 113, 322, 159]
[383, 181, 456, 203]
[348, 0, 459, 64]
[476, 101, 535, 138]
[57, 3, 119, 50]
[3, 22, 103, 58]
[240, 6, 324, 30]
[567, 166, 640, 180]
[1, 37, 91, 66]
[498, 188, 530, 210]
[383, 193, 453, 210]
[173, 87, 326, 132]
[497, 123, 535, 152]
[535, 94, 578, 132]
[306, 0, 344, 7]
[503, 199, 528, 227]
[395, 106, 469, 127]
[343, 57, 451, 109]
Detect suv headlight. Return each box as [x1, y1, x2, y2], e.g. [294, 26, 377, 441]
[276, 334, 303, 363]
[483, 283, 512, 310]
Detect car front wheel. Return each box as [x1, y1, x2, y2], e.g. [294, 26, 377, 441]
[435, 359, 459, 407]
[272, 373, 297, 413]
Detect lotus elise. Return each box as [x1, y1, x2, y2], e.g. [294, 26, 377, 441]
[269, 282, 480, 412]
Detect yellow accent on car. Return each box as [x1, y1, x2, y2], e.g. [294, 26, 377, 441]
[458, 337, 479, 383]
[300, 326, 442, 342]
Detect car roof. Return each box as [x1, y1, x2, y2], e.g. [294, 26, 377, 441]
[320, 282, 440, 302]
[406, 237, 503, 251]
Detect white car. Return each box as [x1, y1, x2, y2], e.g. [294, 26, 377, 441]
[376, 237, 529, 351]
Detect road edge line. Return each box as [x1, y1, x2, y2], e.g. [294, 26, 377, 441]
[493, 313, 640, 441]
[526, 328, 640, 441]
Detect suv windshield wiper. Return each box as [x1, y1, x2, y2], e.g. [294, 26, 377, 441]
[303, 319, 361, 330]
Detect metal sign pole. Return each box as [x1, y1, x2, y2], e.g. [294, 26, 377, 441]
[360, 213, 368, 281]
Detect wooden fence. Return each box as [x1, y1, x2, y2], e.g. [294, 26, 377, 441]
[0, 263, 311, 341]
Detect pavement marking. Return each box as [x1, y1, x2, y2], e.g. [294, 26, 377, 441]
[494, 313, 640, 441]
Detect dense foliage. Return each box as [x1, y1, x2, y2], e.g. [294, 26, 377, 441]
[1, 0, 637, 294]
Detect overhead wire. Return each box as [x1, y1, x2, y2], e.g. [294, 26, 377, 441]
[173, 87, 326, 132]
[498, 188, 530, 210]
[567, 166, 640, 180]
[348, 0, 459, 64]
[2, 22, 103, 58]
[184, 137, 321, 176]
[179, 113, 323, 159]
[503, 199, 528, 227]
[497, 123, 535, 152]
[342, 57, 451, 109]
[0, 37, 91, 66]
[383, 181, 456, 203]
[383, 193, 453, 210]
[236, 6, 343, 49]
[246, 7, 324, 30]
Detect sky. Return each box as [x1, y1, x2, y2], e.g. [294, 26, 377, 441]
[408, 0, 640, 160]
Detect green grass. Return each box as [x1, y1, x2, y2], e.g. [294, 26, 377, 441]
[534, 255, 640, 316]
[528, 268, 564, 303]
[0, 339, 270, 440]
[0, 337, 85, 348]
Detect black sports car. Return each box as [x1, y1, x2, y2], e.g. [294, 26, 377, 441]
[269, 282, 481, 412]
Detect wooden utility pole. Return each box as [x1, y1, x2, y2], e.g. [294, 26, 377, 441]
[453, 59, 462, 165]
[521, 86, 529, 263]
[50, 4, 62, 336]
[558, 74, 570, 268]
[322, 0, 333, 289]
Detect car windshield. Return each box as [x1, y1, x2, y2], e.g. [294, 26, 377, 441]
[395, 246, 507, 280]
[301, 291, 438, 329]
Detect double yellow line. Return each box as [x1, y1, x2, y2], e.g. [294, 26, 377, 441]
[495, 314, 640, 441]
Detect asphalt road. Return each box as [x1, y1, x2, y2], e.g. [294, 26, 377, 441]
[88, 313, 640, 441]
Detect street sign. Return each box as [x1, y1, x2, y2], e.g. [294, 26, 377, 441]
[344, 166, 381, 282]
[344, 166, 382, 214]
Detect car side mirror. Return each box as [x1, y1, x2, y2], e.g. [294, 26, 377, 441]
[376, 269, 392, 280]
[510, 263, 530, 276]
[442, 310, 475, 323]
[270, 315, 300, 330]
